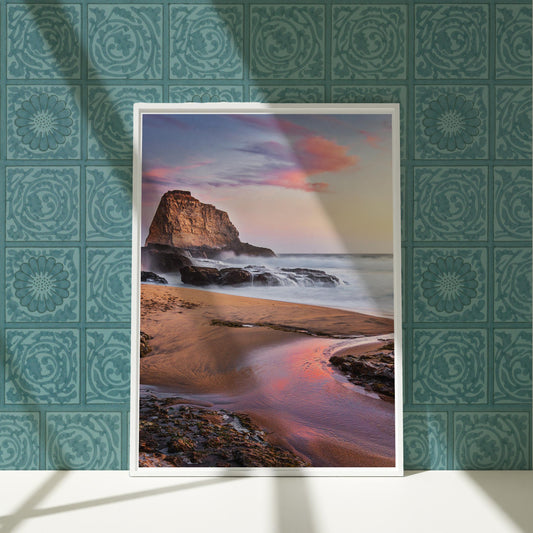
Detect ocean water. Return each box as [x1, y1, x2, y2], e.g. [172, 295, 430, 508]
[161, 253, 394, 317]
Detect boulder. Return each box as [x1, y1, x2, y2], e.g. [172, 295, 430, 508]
[141, 271, 168, 284]
[180, 266, 221, 286]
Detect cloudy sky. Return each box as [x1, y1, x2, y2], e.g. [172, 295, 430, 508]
[141, 113, 393, 254]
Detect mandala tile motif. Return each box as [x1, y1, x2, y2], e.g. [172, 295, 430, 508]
[250, 86, 324, 103]
[170, 5, 243, 79]
[413, 248, 487, 322]
[494, 329, 532, 404]
[415, 86, 488, 159]
[87, 248, 131, 322]
[0, 413, 39, 470]
[5, 248, 79, 323]
[88, 86, 162, 159]
[7, 4, 80, 79]
[7, 86, 80, 159]
[169, 86, 244, 103]
[86, 330, 130, 403]
[404, 412, 447, 470]
[494, 248, 532, 322]
[414, 167, 487, 241]
[495, 86, 532, 160]
[415, 5, 488, 79]
[332, 86, 407, 159]
[496, 5, 532, 79]
[454, 413, 530, 469]
[5, 329, 80, 404]
[46, 413, 121, 469]
[494, 167, 532, 241]
[88, 5, 162, 79]
[332, 5, 406, 80]
[413, 330, 487, 404]
[6, 166, 80, 241]
[86, 167, 132, 241]
[251, 6, 324, 79]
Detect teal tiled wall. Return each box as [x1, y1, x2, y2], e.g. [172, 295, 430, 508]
[0, 0, 531, 470]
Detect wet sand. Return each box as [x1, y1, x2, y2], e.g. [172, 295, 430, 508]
[140, 284, 395, 467]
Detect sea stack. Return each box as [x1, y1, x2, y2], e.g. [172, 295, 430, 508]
[145, 190, 275, 257]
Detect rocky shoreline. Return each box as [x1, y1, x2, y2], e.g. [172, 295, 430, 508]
[329, 340, 394, 401]
[139, 390, 310, 468]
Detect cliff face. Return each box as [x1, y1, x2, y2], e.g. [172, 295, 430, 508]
[145, 190, 275, 257]
[146, 191, 240, 249]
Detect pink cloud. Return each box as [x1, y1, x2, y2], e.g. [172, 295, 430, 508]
[295, 136, 359, 174]
[143, 161, 212, 180]
[359, 130, 383, 149]
[265, 169, 329, 193]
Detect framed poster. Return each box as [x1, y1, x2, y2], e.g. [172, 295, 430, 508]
[130, 103, 402, 476]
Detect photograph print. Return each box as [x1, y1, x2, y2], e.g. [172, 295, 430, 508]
[132, 104, 402, 475]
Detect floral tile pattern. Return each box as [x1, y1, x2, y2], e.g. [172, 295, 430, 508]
[170, 5, 243, 79]
[7, 4, 81, 80]
[86, 248, 131, 322]
[415, 5, 488, 79]
[414, 167, 487, 241]
[0, 413, 40, 469]
[251, 5, 324, 79]
[0, 1, 530, 471]
[332, 5, 407, 80]
[5, 329, 80, 404]
[7, 86, 81, 159]
[6, 166, 80, 241]
[86, 167, 132, 241]
[88, 5, 163, 79]
[415, 86, 488, 159]
[46, 413, 121, 469]
[5, 248, 80, 323]
[86, 329, 130, 403]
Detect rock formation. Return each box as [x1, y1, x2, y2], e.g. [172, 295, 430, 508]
[145, 190, 275, 257]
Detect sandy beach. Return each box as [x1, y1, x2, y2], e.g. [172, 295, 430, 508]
[140, 284, 395, 467]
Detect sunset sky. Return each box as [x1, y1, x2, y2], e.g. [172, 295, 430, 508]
[141, 113, 393, 254]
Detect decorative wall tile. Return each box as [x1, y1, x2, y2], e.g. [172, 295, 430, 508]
[86, 167, 132, 241]
[494, 329, 532, 404]
[414, 167, 487, 241]
[413, 248, 487, 322]
[5, 329, 80, 404]
[5, 248, 80, 323]
[332, 86, 407, 159]
[494, 248, 532, 322]
[88, 86, 162, 160]
[6, 166, 80, 242]
[88, 5, 162, 79]
[495, 86, 532, 160]
[496, 5, 532, 79]
[332, 5, 406, 80]
[170, 5, 243, 80]
[454, 412, 530, 469]
[0, 413, 40, 470]
[169, 86, 244, 103]
[415, 86, 488, 159]
[404, 412, 447, 470]
[46, 413, 121, 469]
[250, 86, 324, 103]
[86, 329, 130, 404]
[86, 248, 131, 322]
[7, 4, 81, 79]
[413, 330, 487, 404]
[494, 167, 532, 241]
[415, 5, 488, 79]
[7, 86, 81, 159]
[251, 5, 324, 79]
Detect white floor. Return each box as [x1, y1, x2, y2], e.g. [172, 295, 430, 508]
[1, 471, 532, 533]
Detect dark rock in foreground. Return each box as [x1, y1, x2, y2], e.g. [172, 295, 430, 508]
[180, 266, 221, 286]
[141, 271, 168, 284]
[281, 267, 340, 286]
[140, 331, 153, 358]
[139, 392, 310, 468]
[141, 243, 192, 273]
[329, 342, 394, 400]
